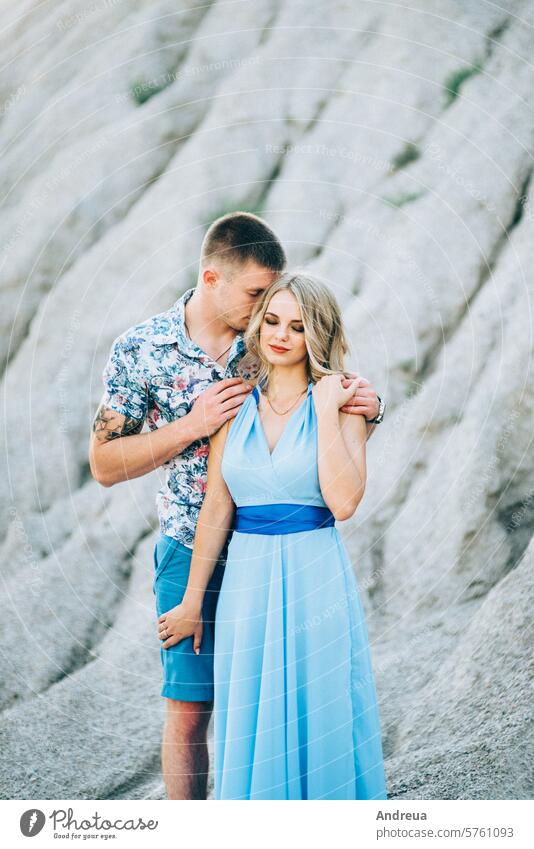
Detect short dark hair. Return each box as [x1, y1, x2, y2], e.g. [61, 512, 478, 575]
[201, 211, 286, 271]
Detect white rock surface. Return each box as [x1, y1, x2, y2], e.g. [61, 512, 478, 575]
[1, 0, 532, 799]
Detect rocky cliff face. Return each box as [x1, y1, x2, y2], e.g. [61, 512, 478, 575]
[1, 0, 532, 799]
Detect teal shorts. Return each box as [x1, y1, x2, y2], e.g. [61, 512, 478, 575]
[152, 532, 227, 702]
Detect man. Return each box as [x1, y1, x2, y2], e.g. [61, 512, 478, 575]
[89, 211, 385, 800]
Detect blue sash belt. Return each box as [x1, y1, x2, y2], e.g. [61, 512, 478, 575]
[234, 504, 335, 535]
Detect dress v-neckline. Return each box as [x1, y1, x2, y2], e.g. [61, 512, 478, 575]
[254, 381, 312, 459]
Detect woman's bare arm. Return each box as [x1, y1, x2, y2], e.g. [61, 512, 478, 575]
[316, 409, 367, 521]
[182, 420, 235, 610]
[157, 419, 235, 650]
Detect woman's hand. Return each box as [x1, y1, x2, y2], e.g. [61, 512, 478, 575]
[158, 602, 203, 653]
[312, 374, 363, 414]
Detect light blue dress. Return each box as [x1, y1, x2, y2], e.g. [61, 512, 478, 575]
[214, 379, 388, 800]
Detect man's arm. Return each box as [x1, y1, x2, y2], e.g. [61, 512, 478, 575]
[89, 378, 252, 487]
[90, 329, 253, 486]
[89, 405, 201, 487]
[365, 421, 377, 440]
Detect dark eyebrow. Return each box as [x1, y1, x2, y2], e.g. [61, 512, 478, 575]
[265, 311, 303, 323]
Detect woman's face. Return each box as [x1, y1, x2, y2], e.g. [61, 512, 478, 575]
[259, 289, 308, 368]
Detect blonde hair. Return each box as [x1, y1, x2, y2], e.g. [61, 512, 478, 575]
[242, 270, 350, 387]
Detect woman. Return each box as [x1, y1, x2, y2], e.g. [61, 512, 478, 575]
[158, 271, 387, 800]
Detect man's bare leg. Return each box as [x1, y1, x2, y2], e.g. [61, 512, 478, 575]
[161, 698, 213, 799]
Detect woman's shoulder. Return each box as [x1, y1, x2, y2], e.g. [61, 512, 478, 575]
[227, 382, 258, 434]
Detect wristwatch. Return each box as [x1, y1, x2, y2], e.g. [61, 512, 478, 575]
[366, 394, 385, 424]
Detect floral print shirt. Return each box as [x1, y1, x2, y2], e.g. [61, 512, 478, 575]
[100, 287, 257, 548]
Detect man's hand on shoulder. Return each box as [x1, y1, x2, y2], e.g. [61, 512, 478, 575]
[188, 377, 253, 439]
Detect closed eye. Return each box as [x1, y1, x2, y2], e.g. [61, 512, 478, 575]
[265, 316, 304, 332]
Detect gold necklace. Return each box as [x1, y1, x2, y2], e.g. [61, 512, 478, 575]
[263, 384, 308, 415]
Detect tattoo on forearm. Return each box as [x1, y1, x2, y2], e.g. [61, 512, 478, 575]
[92, 404, 143, 443]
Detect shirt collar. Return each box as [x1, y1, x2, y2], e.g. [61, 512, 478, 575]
[153, 286, 245, 369]
[152, 287, 195, 349]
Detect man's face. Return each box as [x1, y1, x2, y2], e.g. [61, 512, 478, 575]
[208, 259, 280, 332]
